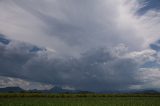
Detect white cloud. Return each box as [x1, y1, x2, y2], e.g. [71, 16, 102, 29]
[130, 68, 160, 90]
[0, 0, 160, 56]
[125, 49, 156, 64]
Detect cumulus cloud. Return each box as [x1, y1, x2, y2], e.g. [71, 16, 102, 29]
[125, 49, 156, 64]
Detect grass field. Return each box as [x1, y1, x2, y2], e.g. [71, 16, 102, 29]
[0, 93, 160, 106]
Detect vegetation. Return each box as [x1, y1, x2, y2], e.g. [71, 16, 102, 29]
[0, 93, 160, 106]
[1, 93, 160, 98]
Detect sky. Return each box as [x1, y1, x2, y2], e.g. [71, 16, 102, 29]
[0, 0, 160, 91]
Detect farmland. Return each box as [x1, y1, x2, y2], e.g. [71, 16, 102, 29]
[0, 93, 160, 106]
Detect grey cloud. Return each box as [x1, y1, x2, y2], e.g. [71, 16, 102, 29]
[131, 68, 160, 91]
[0, 37, 142, 91]
[13, 0, 119, 46]
[1, 0, 160, 56]
[0, 36, 46, 78]
[0, 34, 10, 45]
[0, 0, 160, 91]
[0, 76, 53, 90]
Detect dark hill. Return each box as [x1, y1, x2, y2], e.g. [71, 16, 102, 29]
[0, 87, 24, 93]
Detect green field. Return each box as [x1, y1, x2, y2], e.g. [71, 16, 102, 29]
[0, 93, 160, 106]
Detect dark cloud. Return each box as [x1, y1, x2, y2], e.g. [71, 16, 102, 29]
[0, 36, 45, 78]
[0, 76, 53, 90]
[0, 36, 142, 91]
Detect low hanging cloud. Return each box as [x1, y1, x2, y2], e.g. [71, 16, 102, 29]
[130, 68, 160, 90]
[0, 76, 53, 90]
[0, 36, 158, 91]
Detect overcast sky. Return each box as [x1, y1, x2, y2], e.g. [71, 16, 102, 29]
[0, 0, 160, 91]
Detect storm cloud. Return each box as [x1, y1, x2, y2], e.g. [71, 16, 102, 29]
[0, 36, 157, 91]
[0, 0, 160, 91]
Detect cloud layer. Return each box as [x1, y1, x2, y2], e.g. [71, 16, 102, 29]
[0, 0, 160, 55]
[0, 0, 160, 91]
[0, 36, 158, 91]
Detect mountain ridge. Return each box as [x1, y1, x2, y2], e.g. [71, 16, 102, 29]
[0, 86, 159, 94]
